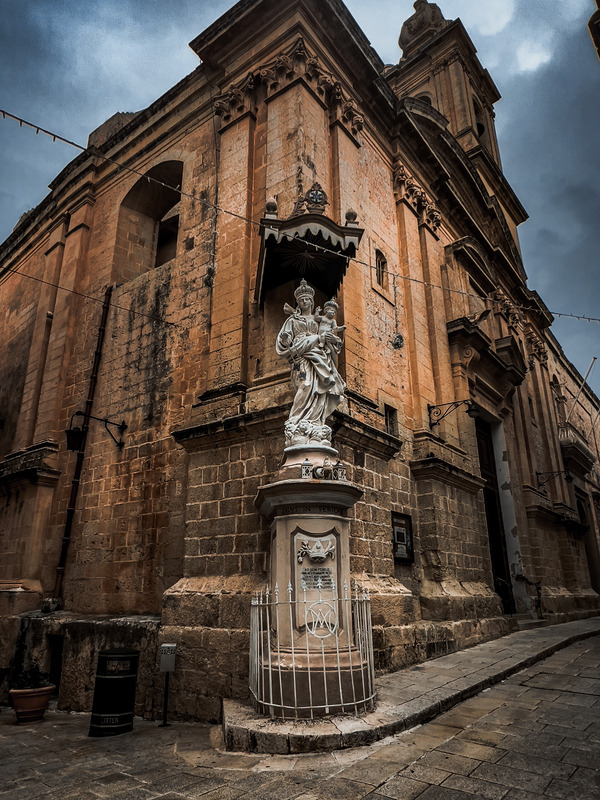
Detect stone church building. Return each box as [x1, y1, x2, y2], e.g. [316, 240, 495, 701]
[1, 0, 599, 722]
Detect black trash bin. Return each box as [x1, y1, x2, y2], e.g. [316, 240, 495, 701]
[88, 649, 139, 737]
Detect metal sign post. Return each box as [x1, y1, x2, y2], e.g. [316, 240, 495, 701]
[158, 644, 176, 727]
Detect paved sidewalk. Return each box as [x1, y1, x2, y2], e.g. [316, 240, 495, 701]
[1, 623, 599, 799]
[225, 616, 600, 752]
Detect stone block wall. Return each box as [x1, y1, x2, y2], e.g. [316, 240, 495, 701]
[1, 0, 599, 722]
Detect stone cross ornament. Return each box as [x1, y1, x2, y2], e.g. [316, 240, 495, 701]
[276, 279, 346, 448]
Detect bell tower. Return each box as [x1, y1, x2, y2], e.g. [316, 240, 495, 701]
[388, 0, 502, 168]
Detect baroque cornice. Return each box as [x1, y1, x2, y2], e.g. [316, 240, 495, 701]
[392, 162, 442, 232]
[401, 101, 526, 282]
[213, 37, 364, 138]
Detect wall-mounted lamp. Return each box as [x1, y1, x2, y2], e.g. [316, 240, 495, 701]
[65, 411, 127, 451]
[535, 469, 573, 489]
[428, 400, 478, 429]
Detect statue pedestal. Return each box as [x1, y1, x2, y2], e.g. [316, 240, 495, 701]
[253, 461, 374, 718]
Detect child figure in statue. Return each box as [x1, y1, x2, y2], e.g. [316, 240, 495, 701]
[314, 300, 345, 362]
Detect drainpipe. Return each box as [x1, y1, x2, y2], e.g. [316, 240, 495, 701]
[50, 285, 114, 605]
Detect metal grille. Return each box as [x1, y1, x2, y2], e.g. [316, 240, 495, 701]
[249, 580, 375, 719]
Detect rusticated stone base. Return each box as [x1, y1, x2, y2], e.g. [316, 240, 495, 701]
[533, 587, 600, 623]
[160, 575, 264, 722]
[418, 579, 504, 621]
[373, 616, 514, 673]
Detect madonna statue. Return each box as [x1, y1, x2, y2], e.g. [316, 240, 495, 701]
[276, 279, 345, 448]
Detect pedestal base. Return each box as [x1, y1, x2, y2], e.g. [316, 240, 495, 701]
[253, 461, 373, 720]
[253, 647, 374, 718]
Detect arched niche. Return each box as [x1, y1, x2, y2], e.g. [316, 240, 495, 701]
[112, 161, 184, 283]
[250, 210, 363, 387]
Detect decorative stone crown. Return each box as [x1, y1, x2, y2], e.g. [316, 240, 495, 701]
[323, 300, 338, 311]
[399, 0, 450, 57]
[294, 279, 315, 301]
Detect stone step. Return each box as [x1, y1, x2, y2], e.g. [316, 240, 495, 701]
[223, 615, 600, 754]
[514, 617, 552, 631]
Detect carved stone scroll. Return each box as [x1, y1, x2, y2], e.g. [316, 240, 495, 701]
[212, 36, 364, 141]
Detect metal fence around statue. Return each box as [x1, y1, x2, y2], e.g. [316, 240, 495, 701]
[249, 580, 375, 719]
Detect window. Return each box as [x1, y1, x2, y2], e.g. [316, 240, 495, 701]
[375, 250, 387, 288]
[371, 247, 394, 302]
[391, 512, 414, 564]
[384, 404, 398, 437]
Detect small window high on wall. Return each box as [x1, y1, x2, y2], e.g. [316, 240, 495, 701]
[472, 98, 494, 153]
[473, 99, 486, 139]
[384, 404, 398, 437]
[375, 250, 387, 288]
[112, 160, 183, 283]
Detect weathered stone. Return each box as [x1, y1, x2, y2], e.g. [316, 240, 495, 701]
[0, 0, 599, 727]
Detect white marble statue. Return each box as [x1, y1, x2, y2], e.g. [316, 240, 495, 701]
[276, 280, 345, 448]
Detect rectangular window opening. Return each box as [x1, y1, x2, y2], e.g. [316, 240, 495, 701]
[375, 250, 387, 288]
[392, 512, 414, 564]
[384, 404, 398, 437]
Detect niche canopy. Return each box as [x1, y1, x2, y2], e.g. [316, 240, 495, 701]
[256, 174, 363, 304]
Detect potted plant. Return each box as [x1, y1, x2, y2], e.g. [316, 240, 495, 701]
[9, 663, 56, 723]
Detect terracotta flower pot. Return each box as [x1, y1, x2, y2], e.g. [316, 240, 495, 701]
[9, 685, 56, 724]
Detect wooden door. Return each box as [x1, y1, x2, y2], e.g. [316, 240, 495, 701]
[476, 418, 516, 614]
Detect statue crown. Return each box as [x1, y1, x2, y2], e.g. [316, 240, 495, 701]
[294, 279, 315, 301]
[323, 299, 338, 311]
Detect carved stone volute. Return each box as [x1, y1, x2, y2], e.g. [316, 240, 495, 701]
[393, 161, 441, 232]
[524, 324, 548, 369]
[212, 36, 364, 141]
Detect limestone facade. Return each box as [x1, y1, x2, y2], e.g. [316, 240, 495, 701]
[1, 0, 599, 722]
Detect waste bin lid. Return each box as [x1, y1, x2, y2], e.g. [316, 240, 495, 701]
[98, 649, 139, 657]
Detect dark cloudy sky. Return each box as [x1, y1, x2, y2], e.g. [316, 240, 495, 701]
[1, 0, 599, 395]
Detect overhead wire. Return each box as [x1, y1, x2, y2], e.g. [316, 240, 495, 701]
[2, 107, 600, 327]
[1, 264, 185, 328]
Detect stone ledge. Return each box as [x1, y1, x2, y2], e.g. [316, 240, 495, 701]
[0, 441, 60, 487]
[332, 411, 402, 461]
[223, 615, 600, 753]
[409, 455, 485, 493]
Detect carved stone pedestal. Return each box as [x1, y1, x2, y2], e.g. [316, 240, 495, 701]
[253, 448, 374, 718]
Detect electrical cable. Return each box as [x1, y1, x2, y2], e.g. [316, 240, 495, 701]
[1, 264, 185, 329]
[2, 107, 600, 327]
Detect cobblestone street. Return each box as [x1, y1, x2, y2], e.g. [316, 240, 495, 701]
[2, 634, 599, 800]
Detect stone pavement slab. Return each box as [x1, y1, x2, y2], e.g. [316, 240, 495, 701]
[1, 626, 600, 800]
[224, 616, 600, 753]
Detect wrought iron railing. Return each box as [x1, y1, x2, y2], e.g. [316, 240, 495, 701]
[249, 580, 375, 719]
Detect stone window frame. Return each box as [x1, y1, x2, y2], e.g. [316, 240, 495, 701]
[370, 243, 395, 305]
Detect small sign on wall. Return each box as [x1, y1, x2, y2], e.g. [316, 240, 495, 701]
[392, 512, 414, 564]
